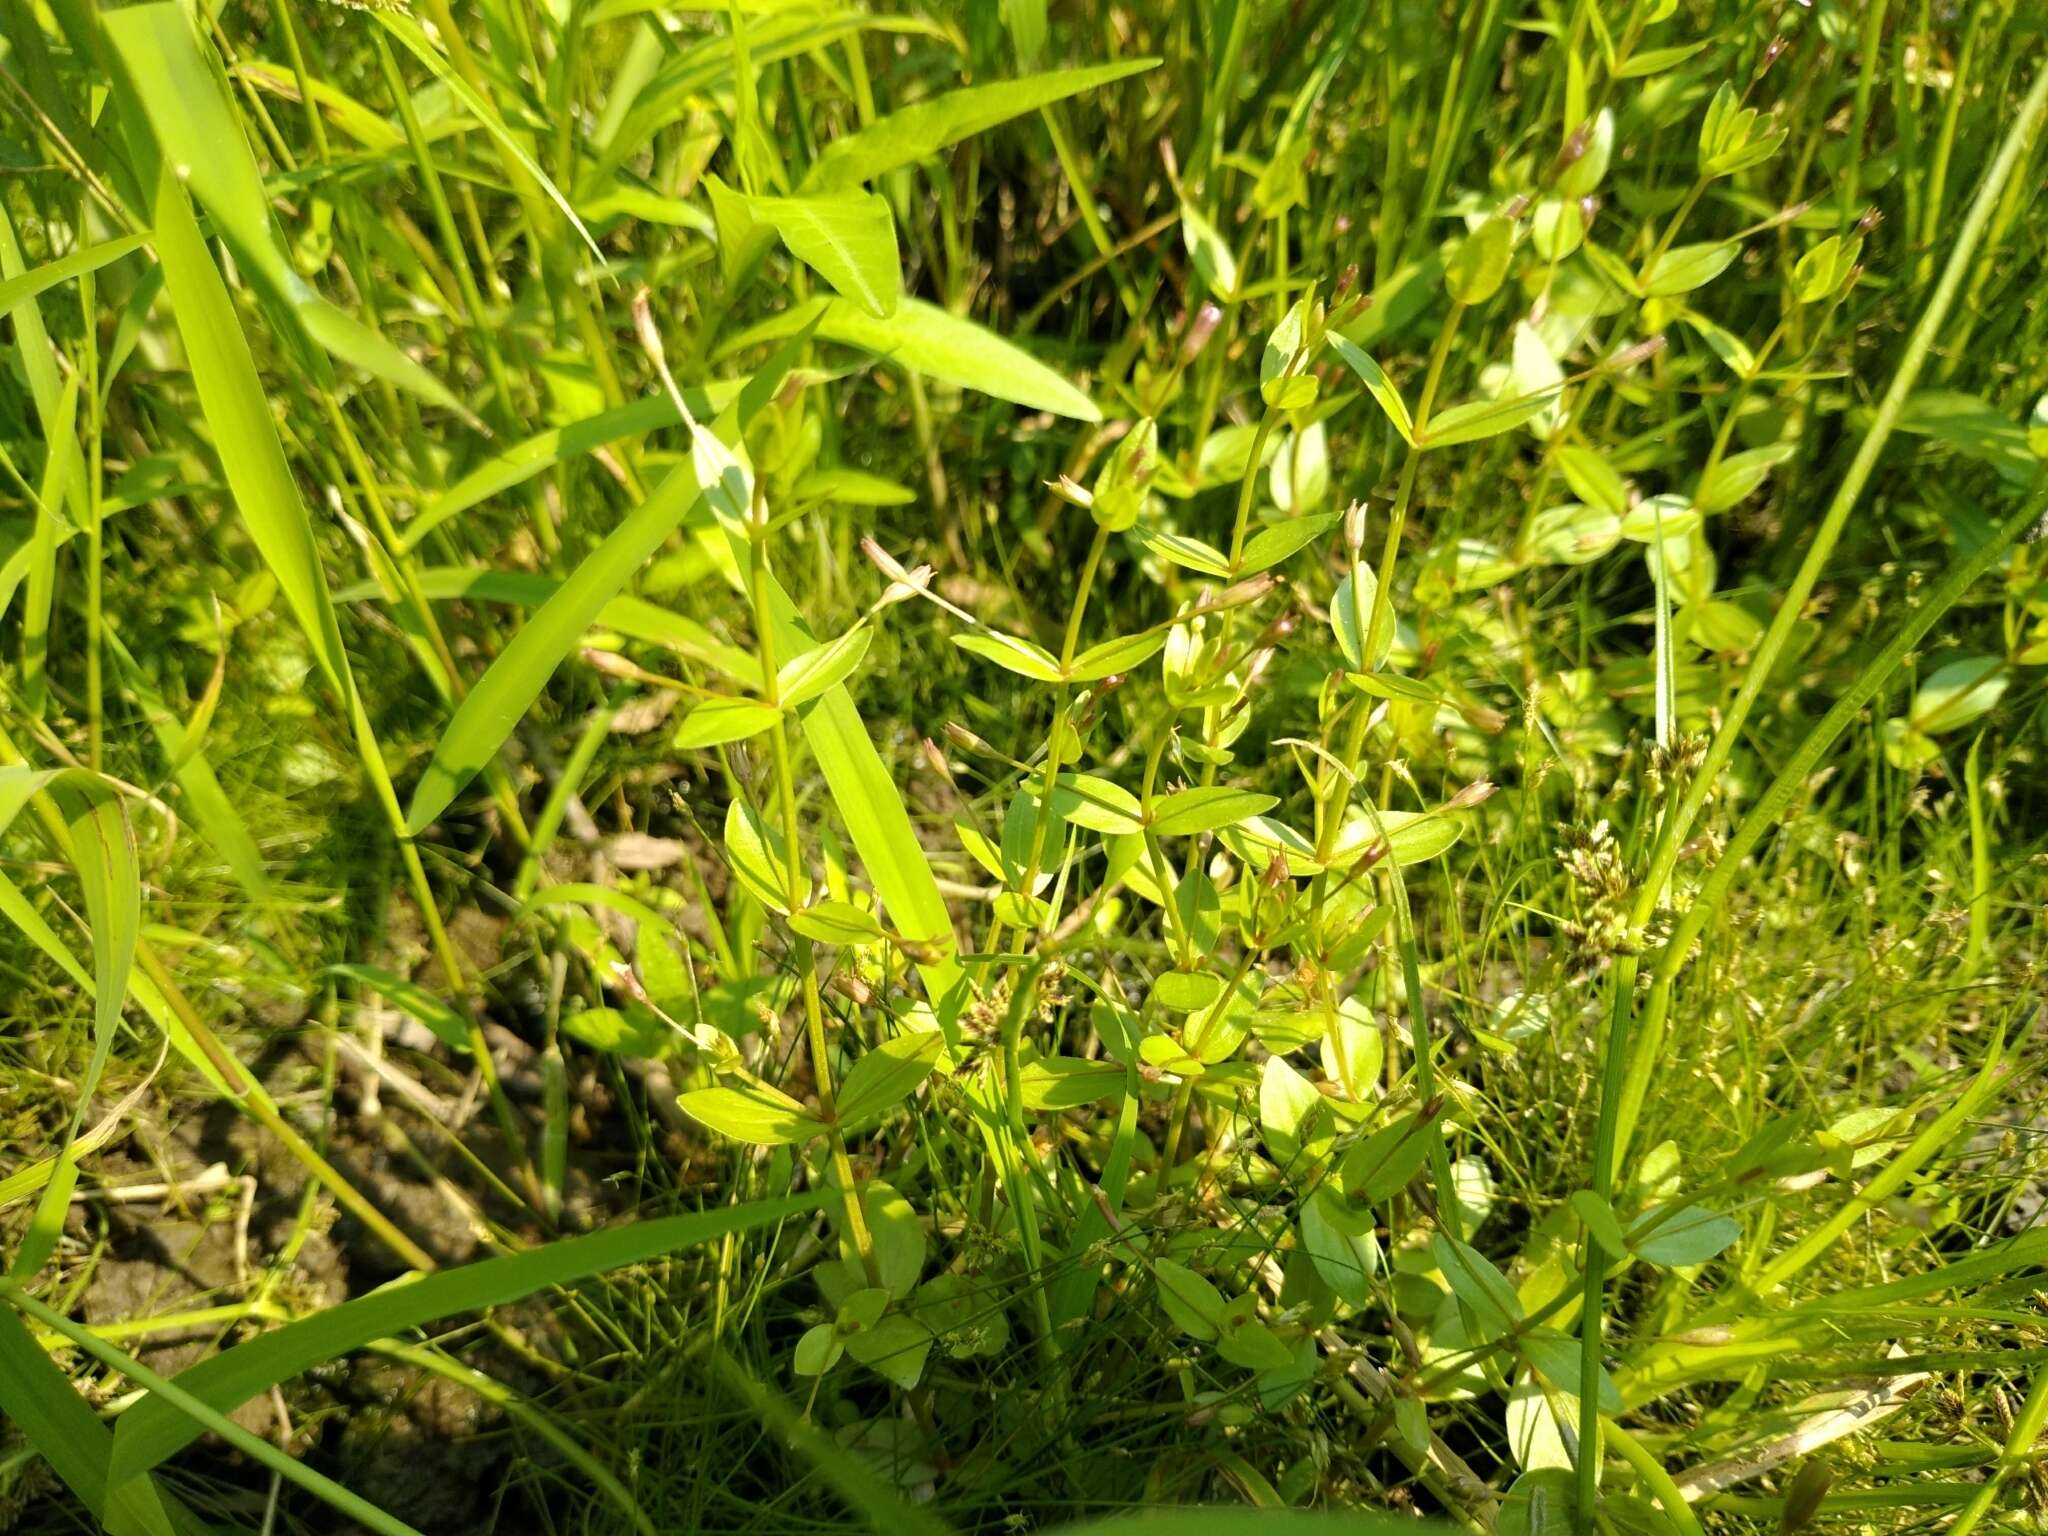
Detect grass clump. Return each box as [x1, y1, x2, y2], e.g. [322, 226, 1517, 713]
[1, 1, 2046, 1534]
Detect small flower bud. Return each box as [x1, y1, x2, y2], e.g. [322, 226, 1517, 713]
[1344, 499, 1369, 555]
[1180, 302, 1225, 362]
[920, 737, 956, 784]
[861, 536, 911, 583]
[1047, 473, 1094, 507]
[1446, 779, 1498, 811]
[943, 722, 993, 756]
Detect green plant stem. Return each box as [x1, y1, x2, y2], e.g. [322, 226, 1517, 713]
[1949, 1362, 2048, 1536]
[1574, 62, 2048, 1531]
[1012, 521, 1112, 945]
[2, 1285, 424, 1536]
[746, 516, 881, 1288]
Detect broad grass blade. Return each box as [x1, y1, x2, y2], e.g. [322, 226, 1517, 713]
[108, 1191, 828, 1483]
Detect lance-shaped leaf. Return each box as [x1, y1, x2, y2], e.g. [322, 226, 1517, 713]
[405, 417, 759, 833]
[708, 177, 901, 316]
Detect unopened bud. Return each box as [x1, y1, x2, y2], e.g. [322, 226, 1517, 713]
[1446, 779, 1498, 811]
[1344, 499, 1369, 554]
[1857, 204, 1883, 234]
[1262, 853, 1291, 890]
[1209, 572, 1280, 611]
[630, 288, 664, 367]
[581, 647, 640, 679]
[1607, 333, 1667, 372]
[878, 564, 933, 608]
[1561, 122, 1591, 165]
[1048, 473, 1094, 507]
[1759, 34, 1788, 72]
[920, 737, 956, 784]
[1502, 193, 1531, 220]
[1333, 263, 1360, 304]
[1579, 193, 1600, 228]
[1181, 302, 1224, 362]
[861, 535, 911, 583]
[943, 722, 993, 756]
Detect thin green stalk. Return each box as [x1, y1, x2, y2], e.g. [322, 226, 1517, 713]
[1575, 63, 2048, 1529]
[745, 510, 881, 1288]
[2, 1285, 423, 1536]
[1948, 1363, 2048, 1536]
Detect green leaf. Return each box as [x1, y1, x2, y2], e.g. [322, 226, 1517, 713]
[1151, 1257, 1226, 1340]
[1445, 215, 1514, 306]
[107, 1192, 829, 1484]
[794, 1322, 843, 1376]
[679, 1083, 824, 1145]
[1018, 1056, 1124, 1110]
[1681, 308, 1757, 376]
[804, 59, 1160, 190]
[1180, 198, 1239, 297]
[0, 234, 146, 318]
[7, 780, 139, 1282]
[1500, 1469, 1577, 1536]
[1050, 774, 1145, 834]
[674, 696, 783, 750]
[777, 626, 874, 709]
[1556, 444, 1630, 517]
[1300, 1186, 1379, 1306]
[1614, 39, 1708, 76]
[1695, 442, 1795, 512]
[842, 1311, 933, 1388]
[561, 1005, 671, 1057]
[834, 1031, 944, 1129]
[374, 10, 602, 267]
[1152, 969, 1225, 1013]
[1067, 629, 1169, 682]
[405, 422, 753, 832]
[401, 388, 747, 553]
[708, 177, 901, 316]
[1908, 656, 2009, 735]
[0, 1306, 182, 1534]
[104, 5, 465, 416]
[1259, 1055, 1322, 1163]
[787, 899, 887, 947]
[1214, 1294, 1293, 1371]
[1628, 1204, 1740, 1266]
[1331, 563, 1391, 673]
[1568, 1190, 1629, 1254]
[1341, 1112, 1435, 1204]
[1517, 1329, 1622, 1413]
[724, 796, 807, 914]
[1327, 334, 1415, 445]
[328, 963, 470, 1053]
[1128, 525, 1233, 577]
[1431, 1234, 1523, 1340]
[1238, 513, 1340, 574]
[953, 630, 1066, 682]
[1641, 240, 1742, 297]
[141, 158, 354, 699]
[724, 297, 1099, 419]
[1149, 786, 1278, 836]
[1420, 387, 1562, 449]
[1330, 808, 1466, 867]
[1529, 503, 1623, 566]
